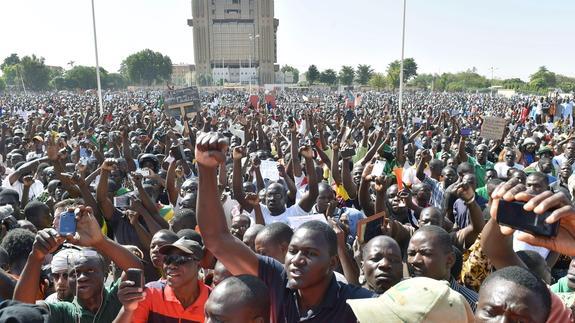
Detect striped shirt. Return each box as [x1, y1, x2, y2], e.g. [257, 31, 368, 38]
[423, 176, 445, 209]
[450, 277, 478, 312]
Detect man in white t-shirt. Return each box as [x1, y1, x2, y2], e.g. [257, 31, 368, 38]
[233, 145, 319, 225]
[494, 149, 524, 179]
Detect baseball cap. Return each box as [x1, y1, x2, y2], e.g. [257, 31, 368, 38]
[158, 237, 203, 261]
[346, 277, 474, 323]
[32, 136, 44, 143]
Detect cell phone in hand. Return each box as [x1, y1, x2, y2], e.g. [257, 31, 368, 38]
[58, 211, 76, 235]
[497, 200, 559, 237]
[114, 195, 131, 209]
[136, 168, 150, 177]
[460, 128, 472, 137]
[125, 268, 144, 289]
[340, 148, 356, 159]
[371, 160, 386, 177]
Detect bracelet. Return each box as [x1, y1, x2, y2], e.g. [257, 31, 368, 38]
[464, 196, 475, 205]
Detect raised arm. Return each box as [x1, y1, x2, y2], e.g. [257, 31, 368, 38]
[196, 132, 259, 276]
[231, 146, 253, 212]
[96, 159, 117, 221]
[297, 146, 319, 212]
[453, 182, 485, 249]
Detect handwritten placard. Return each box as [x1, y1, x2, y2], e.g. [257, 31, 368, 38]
[480, 117, 506, 141]
[260, 160, 280, 181]
[288, 213, 327, 230]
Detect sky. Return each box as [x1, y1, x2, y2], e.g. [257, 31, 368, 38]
[1, 0, 573, 81]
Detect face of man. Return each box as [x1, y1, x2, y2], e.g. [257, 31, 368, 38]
[418, 208, 443, 227]
[525, 175, 548, 195]
[441, 168, 458, 187]
[386, 185, 406, 214]
[265, 184, 286, 215]
[149, 232, 176, 269]
[565, 142, 575, 159]
[441, 139, 450, 152]
[315, 187, 335, 214]
[505, 150, 516, 166]
[413, 184, 431, 206]
[163, 249, 199, 289]
[485, 169, 498, 183]
[560, 163, 572, 181]
[567, 259, 575, 290]
[538, 158, 552, 174]
[352, 166, 363, 187]
[362, 237, 403, 294]
[475, 145, 488, 163]
[285, 228, 335, 290]
[52, 270, 75, 301]
[230, 216, 250, 240]
[70, 257, 105, 303]
[254, 234, 286, 262]
[475, 279, 547, 323]
[204, 285, 264, 323]
[407, 231, 453, 281]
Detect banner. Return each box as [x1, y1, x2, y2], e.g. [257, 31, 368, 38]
[480, 117, 506, 141]
[163, 86, 201, 118]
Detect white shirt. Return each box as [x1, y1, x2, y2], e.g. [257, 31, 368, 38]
[2, 178, 44, 200]
[249, 203, 308, 225]
[494, 162, 524, 179]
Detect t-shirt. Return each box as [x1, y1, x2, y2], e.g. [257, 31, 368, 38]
[48, 279, 122, 323]
[2, 178, 44, 200]
[494, 162, 524, 179]
[468, 156, 495, 188]
[551, 277, 575, 293]
[132, 280, 210, 323]
[249, 203, 309, 225]
[258, 255, 375, 323]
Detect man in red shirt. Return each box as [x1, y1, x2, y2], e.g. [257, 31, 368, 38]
[114, 238, 210, 323]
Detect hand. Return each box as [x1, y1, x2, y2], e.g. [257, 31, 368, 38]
[277, 164, 287, 178]
[31, 228, 65, 261]
[76, 162, 87, 173]
[325, 200, 338, 218]
[125, 210, 140, 226]
[491, 179, 575, 256]
[328, 218, 346, 247]
[455, 182, 475, 202]
[374, 175, 388, 193]
[362, 161, 375, 181]
[421, 149, 432, 164]
[22, 175, 34, 187]
[232, 146, 245, 161]
[244, 192, 260, 207]
[330, 141, 340, 151]
[299, 145, 314, 159]
[101, 158, 118, 172]
[195, 132, 229, 169]
[130, 172, 143, 186]
[66, 206, 104, 247]
[117, 280, 145, 312]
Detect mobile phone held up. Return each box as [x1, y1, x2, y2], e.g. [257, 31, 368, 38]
[460, 128, 472, 137]
[58, 211, 76, 235]
[125, 268, 144, 289]
[496, 200, 559, 237]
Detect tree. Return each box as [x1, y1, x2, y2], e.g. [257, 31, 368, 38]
[368, 73, 386, 90]
[355, 64, 374, 85]
[0, 77, 5, 92]
[64, 66, 109, 89]
[501, 78, 526, 90]
[1, 54, 20, 71]
[18, 55, 51, 90]
[386, 58, 418, 88]
[339, 65, 355, 86]
[409, 73, 434, 89]
[306, 65, 320, 85]
[105, 73, 127, 89]
[319, 69, 338, 85]
[529, 66, 556, 91]
[281, 65, 299, 83]
[121, 49, 172, 86]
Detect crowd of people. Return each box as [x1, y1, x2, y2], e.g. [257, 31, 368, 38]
[0, 88, 574, 322]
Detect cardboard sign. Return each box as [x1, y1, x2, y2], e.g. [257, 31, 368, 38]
[288, 213, 327, 230]
[249, 95, 259, 109]
[356, 211, 386, 244]
[164, 87, 201, 118]
[480, 117, 507, 141]
[260, 160, 280, 181]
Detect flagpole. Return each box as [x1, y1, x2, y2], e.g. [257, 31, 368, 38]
[398, 0, 407, 113]
[91, 0, 104, 115]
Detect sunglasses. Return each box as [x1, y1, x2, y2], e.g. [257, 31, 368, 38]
[163, 254, 197, 266]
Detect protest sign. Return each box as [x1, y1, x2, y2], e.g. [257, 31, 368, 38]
[163, 86, 200, 118]
[356, 211, 386, 244]
[249, 95, 259, 109]
[288, 213, 327, 230]
[480, 117, 507, 140]
[229, 125, 245, 142]
[260, 160, 280, 181]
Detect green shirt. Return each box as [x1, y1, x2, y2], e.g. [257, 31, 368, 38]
[551, 277, 574, 293]
[48, 279, 122, 323]
[468, 156, 494, 188]
[475, 186, 489, 201]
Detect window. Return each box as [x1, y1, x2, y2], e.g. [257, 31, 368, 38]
[232, 0, 240, 4]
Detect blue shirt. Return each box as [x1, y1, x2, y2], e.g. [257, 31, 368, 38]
[258, 255, 375, 322]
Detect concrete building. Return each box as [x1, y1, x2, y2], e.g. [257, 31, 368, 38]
[171, 64, 196, 87]
[188, 0, 279, 85]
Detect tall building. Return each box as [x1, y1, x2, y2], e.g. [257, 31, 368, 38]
[188, 0, 279, 85]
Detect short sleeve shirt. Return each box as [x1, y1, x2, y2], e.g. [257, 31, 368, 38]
[467, 156, 494, 188]
[250, 203, 309, 225]
[48, 279, 122, 323]
[257, 255, 375, 323]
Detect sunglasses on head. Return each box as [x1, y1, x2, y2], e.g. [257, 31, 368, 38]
[163, 254, 196, 266]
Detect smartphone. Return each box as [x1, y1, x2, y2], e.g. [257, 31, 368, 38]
[114, 195, 131, 209]
[460, 128, 472, 137]
[136, 168, 150, 177]
[58, 211, 76, 235]
[125, 268, 144, 289]
[371, 160, 386, 177]
[497, 200, 559, 237]
[341, 148, 356, 159]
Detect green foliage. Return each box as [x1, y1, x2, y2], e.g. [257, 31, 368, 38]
[16, 55, 51, 90]
[65, 66, 108, 89]
[105, 73, 127, 89]
[409, 73, 434, 89]
[386, 58, 418, 88]
[368, 73, 386, 90]
[281, 65, 299, 83]
[196, 73, 213, 86]
[501, 78, 526, 90]
[433, 70, 490, 92]
[121, 49, 172, 86]
[356, 64, 374, 85]
[1, 54, 20, 71]
[306, 65, 320, 85]
[0, 77, 5, 91]
[529, 66, 556, 91]
[319, 69, 338, 85]
[339, 65, 355, 86]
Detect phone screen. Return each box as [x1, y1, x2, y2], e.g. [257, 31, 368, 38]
[58, 211, 76, 235]
[497, 200, 559, 237]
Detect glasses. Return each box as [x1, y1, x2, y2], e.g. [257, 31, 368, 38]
[163, 254, 196, 266]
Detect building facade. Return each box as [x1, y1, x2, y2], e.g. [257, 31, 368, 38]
[171, 64, 196, 87]
[188, 0, 278, 85]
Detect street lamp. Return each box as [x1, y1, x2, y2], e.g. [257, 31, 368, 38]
[398, 0, 407, 113]
[248, 33, 259, 93]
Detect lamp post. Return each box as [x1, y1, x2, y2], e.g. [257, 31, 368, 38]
[91, 0, 104, 115]
[398, 0, 407, 113]
[248, 33, 259, 93]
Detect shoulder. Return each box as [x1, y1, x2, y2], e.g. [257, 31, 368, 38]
[287, 203, 307, 216]
[257, 255, 286, 289]
[47, 301, 76, 321]
[339, 281, 377, 299]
